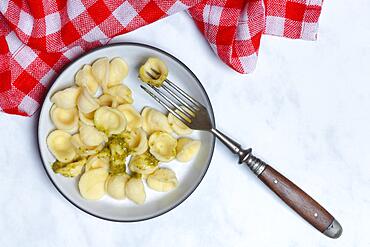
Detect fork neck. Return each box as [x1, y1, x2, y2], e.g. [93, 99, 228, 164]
[210, 128, 266, 175]
[210, 128, 251, 162]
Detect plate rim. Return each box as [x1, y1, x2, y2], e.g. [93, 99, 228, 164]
[37, 42, 216, 222]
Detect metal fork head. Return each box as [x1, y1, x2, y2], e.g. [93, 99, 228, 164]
[140, 69, 213, 131]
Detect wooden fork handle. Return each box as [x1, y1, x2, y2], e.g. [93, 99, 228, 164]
[210, 128, 342, 238]
[242, 152, 343, 238]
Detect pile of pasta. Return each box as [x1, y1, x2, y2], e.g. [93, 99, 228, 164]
[46, 57, 201, 204]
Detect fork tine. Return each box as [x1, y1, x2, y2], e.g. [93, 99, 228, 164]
[148, 84, 193, 120]
[165, 79, 202, 108]
[162, 84, 198, 113]
[144, 69, 201, 115]
[151, 68, 160, 75]
[146, 71, 156, 79]
[146, 70, 197, 114]
[140, 85, 190, 124]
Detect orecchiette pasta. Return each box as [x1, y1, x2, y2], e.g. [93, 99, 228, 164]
[47, 130, 76, 163]
[94, 106, 127, 135]
[176, 138, 201, 162]
[78, 168, 109, 200]
[98, 94, 118, 108]
[147, 168, 178, 192]
[91, 57, 109, 88]
[52, 158, 86, 177]
[148, 131, 177, 162]
[77, 88, 99, 113]
[51, 86, 81, 109]
[109, 57, 129, 84]
[70, 134, 104, 157]
[105, 84, 133, 104]
[123, 128, 148, 155]
[85, 155, 110, 172]
[75, 65, 99, 95]
[125, 177, 146, 204]
[142, 107, 172, 135]
[47, 56, 204, 204]
[117, 104, 142, 131]
[79, 124, 107, 146]
[138, 57, 168, 87]
[105, 173, 130, 200]
[167, 108, 193, 136]
[129, 151, 159, 175]
[50, 105, 79, 133]
[79, 110, 95, 126]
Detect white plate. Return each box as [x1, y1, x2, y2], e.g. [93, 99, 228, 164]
[37, 43, 215, 222]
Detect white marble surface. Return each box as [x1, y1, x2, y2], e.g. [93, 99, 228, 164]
[1, 2, 370, 246]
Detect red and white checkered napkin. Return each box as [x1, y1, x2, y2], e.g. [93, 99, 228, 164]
[0, 0, 322, 116]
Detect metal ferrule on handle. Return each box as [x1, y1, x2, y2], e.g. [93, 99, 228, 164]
[210, 128, 266, 175]
[241, 152, 267, 176]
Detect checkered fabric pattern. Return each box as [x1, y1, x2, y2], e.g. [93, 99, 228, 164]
[0, 0, 323, 116]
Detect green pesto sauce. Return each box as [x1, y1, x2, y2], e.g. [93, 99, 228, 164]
[52, 160, 66, 173]
[107, 135, 131, 174]
[140, 151, 159, 168]
[97, 147, 111, 158]
[52, 159, 85, 177]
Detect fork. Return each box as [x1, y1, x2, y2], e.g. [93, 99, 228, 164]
[141, 69, 342, 238]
